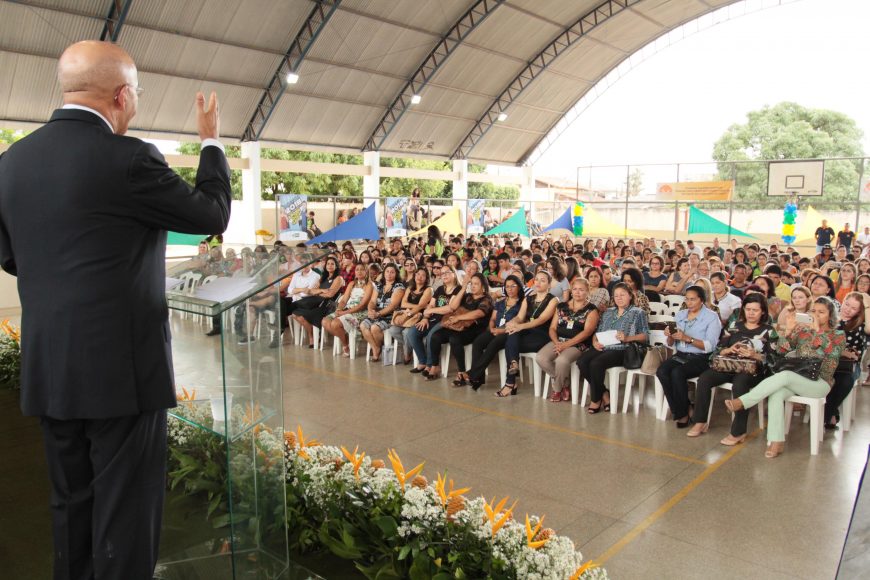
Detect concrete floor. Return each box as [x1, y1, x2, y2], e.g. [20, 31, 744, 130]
[3, 315, 869, 579]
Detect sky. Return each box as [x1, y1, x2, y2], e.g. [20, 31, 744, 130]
[535, 0, 870, 179]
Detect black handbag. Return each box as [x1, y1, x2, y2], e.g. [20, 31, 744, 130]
[623, 342, 649, 370]
[769, 354, 823, 381]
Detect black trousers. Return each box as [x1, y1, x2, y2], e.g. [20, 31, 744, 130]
[693, 369, 764, 436]
[577, 348, 626, 403]
[827, 364, 858, 423]
[429, 327, 479, 372]
[40, 410, 168, 580]
[657, 354, 710, 421]
[503, 329, 550, 386]
[468, 331, 508, 382]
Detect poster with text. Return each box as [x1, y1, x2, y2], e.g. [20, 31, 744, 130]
[385, 197, 409, 237]
[278, 194, 308, 241]
[467, 199, 486, 234]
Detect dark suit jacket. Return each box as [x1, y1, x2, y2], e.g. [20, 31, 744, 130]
[0, 108, 231, 419]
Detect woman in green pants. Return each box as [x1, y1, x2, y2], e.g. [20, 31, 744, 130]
[726, 296, 845, 458]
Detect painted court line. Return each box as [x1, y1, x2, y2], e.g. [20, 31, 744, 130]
[594, 428, 761, 565]
[285, 359, 709, 466]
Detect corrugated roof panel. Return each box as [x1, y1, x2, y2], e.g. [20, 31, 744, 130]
[509, 0, 603, 25]
[339, 0, 472, 35]
[510, 71, 590, 113]
[380, 111, 474, 158]
[586, 10, 665, 53]
[260, 95, 383, 147]
[50, 0, 111, 17]
[492, 106, 559, 133]
[463, 4, 562, 61]
[429, 44, 524, 96]
[406, 85, 492, 121]
[133, 71, 263, 138]
[307, 10, 434, 78]
[634, 0, 708, 29]
[470, 124, 540, 164]
[547, 38, 624, 80]
[289, 64, 404, 109]
[0, 54, 61, 123]
[122, 26, 279, 89]
[126, 0, 311, 52]
[0, 2, 102, 57]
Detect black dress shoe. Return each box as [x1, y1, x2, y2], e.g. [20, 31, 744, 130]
[410, 367, 426, 374]
[205, 328, 221, 336]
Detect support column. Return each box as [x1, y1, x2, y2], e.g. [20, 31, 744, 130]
[452, 159, 468, 233]
[521, 164, 535, 231]
[363, 151, 380, 207]
[237, 141, 262, 245]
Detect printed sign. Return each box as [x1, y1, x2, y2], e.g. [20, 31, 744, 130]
[385, 197, 409, 237]
[278, 194, 308, 241]
[656, 181, 734, 201]
[467, 199, 486, 234]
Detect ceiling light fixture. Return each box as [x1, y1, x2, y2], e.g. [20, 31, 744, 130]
[286, 72, 299, 85]
[497, 111, 508, 122]
[410, 94, 422, 104]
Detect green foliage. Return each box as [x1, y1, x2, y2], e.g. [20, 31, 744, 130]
[380, 156, 451, 200]
[0, 329, 21, 390]
[176, 143, 244, 200]
[628, 168, 643, 196]
[0, 129, 26, 144]
[712, 102, 865, 209]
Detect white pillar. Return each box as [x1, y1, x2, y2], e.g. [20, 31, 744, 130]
[363, 151, 380, 207]
[521, 164, 535, 225]
[452, 159, 468, 231]
[235, 140, 262, 245]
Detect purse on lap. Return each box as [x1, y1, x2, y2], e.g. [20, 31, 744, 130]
[623, 342, 649, 370]
[710, 355, 760, 376]
[768, 352, 822, 381]
[441, 307, 475, 331]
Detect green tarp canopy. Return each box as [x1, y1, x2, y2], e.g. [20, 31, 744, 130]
[688, 206, 755, 239]
[484, 207, 530, 237]
[167, 232, 205, 246]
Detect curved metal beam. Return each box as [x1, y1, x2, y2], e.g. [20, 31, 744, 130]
[451, 0, 642, 161]
[518, 0, 746, 165]
[242, 0, 342, 142]
[364, 0, 505, 152]
[99, 0, 133, 42]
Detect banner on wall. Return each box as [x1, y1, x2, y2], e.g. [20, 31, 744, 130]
[385, 197, 409, 237]
[278, 194, 308, 241]
[467, 199, 486, 234]
[656, 181, 733, 201]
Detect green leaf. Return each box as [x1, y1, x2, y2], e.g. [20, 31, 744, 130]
[374, 515, 398, 537]
[398, 545, 411, 561]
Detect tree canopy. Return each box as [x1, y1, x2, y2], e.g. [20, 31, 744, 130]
[712, 102, 865, 208]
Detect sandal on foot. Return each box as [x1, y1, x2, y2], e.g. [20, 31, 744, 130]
[687, 423, 709, 437]
[507, 360, 520, 377]
[548, 390, 563, 402]
[495, 385, 517, 397]
[560, 388, 571, 402]
[724, 398, 744, 413]
[720, 434, 746, 446]
[452, 373, 469, 387]
[765, 442, 784, 459]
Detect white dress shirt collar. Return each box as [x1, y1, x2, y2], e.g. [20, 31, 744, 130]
[61, 104, 114, 133]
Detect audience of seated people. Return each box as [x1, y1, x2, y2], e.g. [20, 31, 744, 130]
[190, 231, 870, 459]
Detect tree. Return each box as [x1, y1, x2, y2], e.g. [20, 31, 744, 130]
[176, 143, 244, 200]
[628, 168, 643, 196]
[712, 102, 865, 209]
[0, 129, 25, 145]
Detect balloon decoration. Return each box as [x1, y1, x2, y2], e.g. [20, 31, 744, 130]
[572, 202, 584, 237]
[781, 199, 797, 244]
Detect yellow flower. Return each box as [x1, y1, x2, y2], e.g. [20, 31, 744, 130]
[293, 425, 320, 460]
[177, 386, 197, 401]
[484, 496, 516, 537]
[1, 319, 20, 342]
[340, 445, 366, 480]
[525, 514, 549, 550]
[386, 448, 424, 493]
[435, 472, 471, 508]
[243, 402, 262, 425]
[570, 561, 598, 579]
[255, 229, 274, 240]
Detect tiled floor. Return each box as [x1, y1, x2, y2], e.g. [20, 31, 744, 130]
[4, 316, 868, 579]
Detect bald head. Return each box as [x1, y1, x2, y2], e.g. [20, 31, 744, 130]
[58, 40, 136, 95]
[57, 41, 139, 134]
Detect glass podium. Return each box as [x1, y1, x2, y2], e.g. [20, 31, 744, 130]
[156, 244, 330, 580]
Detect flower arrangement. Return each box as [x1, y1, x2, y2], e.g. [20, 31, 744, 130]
[166, 408, 607, 579]
[0, 319, 21, 389]
[284, 426, 607, 580]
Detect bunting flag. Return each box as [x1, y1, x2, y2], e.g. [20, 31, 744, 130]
[582, 205, 642, 238]
[795, 205, 829, 243]
[306, 203, 380, 244]
[543, 207, 573, 233]
[484, 207, 530, 237]
[687, 206, 755, 238]
[409, 207, 464, 236]
[167, 232, 205, 246]
[781, 200, 797, 244]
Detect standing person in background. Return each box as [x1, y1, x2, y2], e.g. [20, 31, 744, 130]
[815, 219, 835, 254]
[837, 222, 855, 253]
[856, 226, 870, 248]
[408, 187, 423, 231]
[0, 41, 231, 579]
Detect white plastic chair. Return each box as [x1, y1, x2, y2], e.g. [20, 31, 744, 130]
[648, 302, 667, 316]
[664, 295, 685, 309]
[332, 327, 360, 359]
[623, 330, 670, 416]
[648, 314, 675, 325]
[706, 382, 765, 430]
[543, 365, 587, 405]
[784, 395, 825, 455]
[840, 381, 858, 432]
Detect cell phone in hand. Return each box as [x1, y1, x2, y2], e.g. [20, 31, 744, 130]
[795, 312, 813, 325]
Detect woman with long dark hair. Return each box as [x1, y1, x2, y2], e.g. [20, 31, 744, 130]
[292, 255, 344, 347]
[826, 292, 870, 428]
[467, 275, 524, 390]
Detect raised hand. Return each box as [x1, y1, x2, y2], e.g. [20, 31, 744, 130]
[196, 91, 220, 141]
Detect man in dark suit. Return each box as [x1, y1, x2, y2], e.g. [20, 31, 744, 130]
[0, 41, 231, 579]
